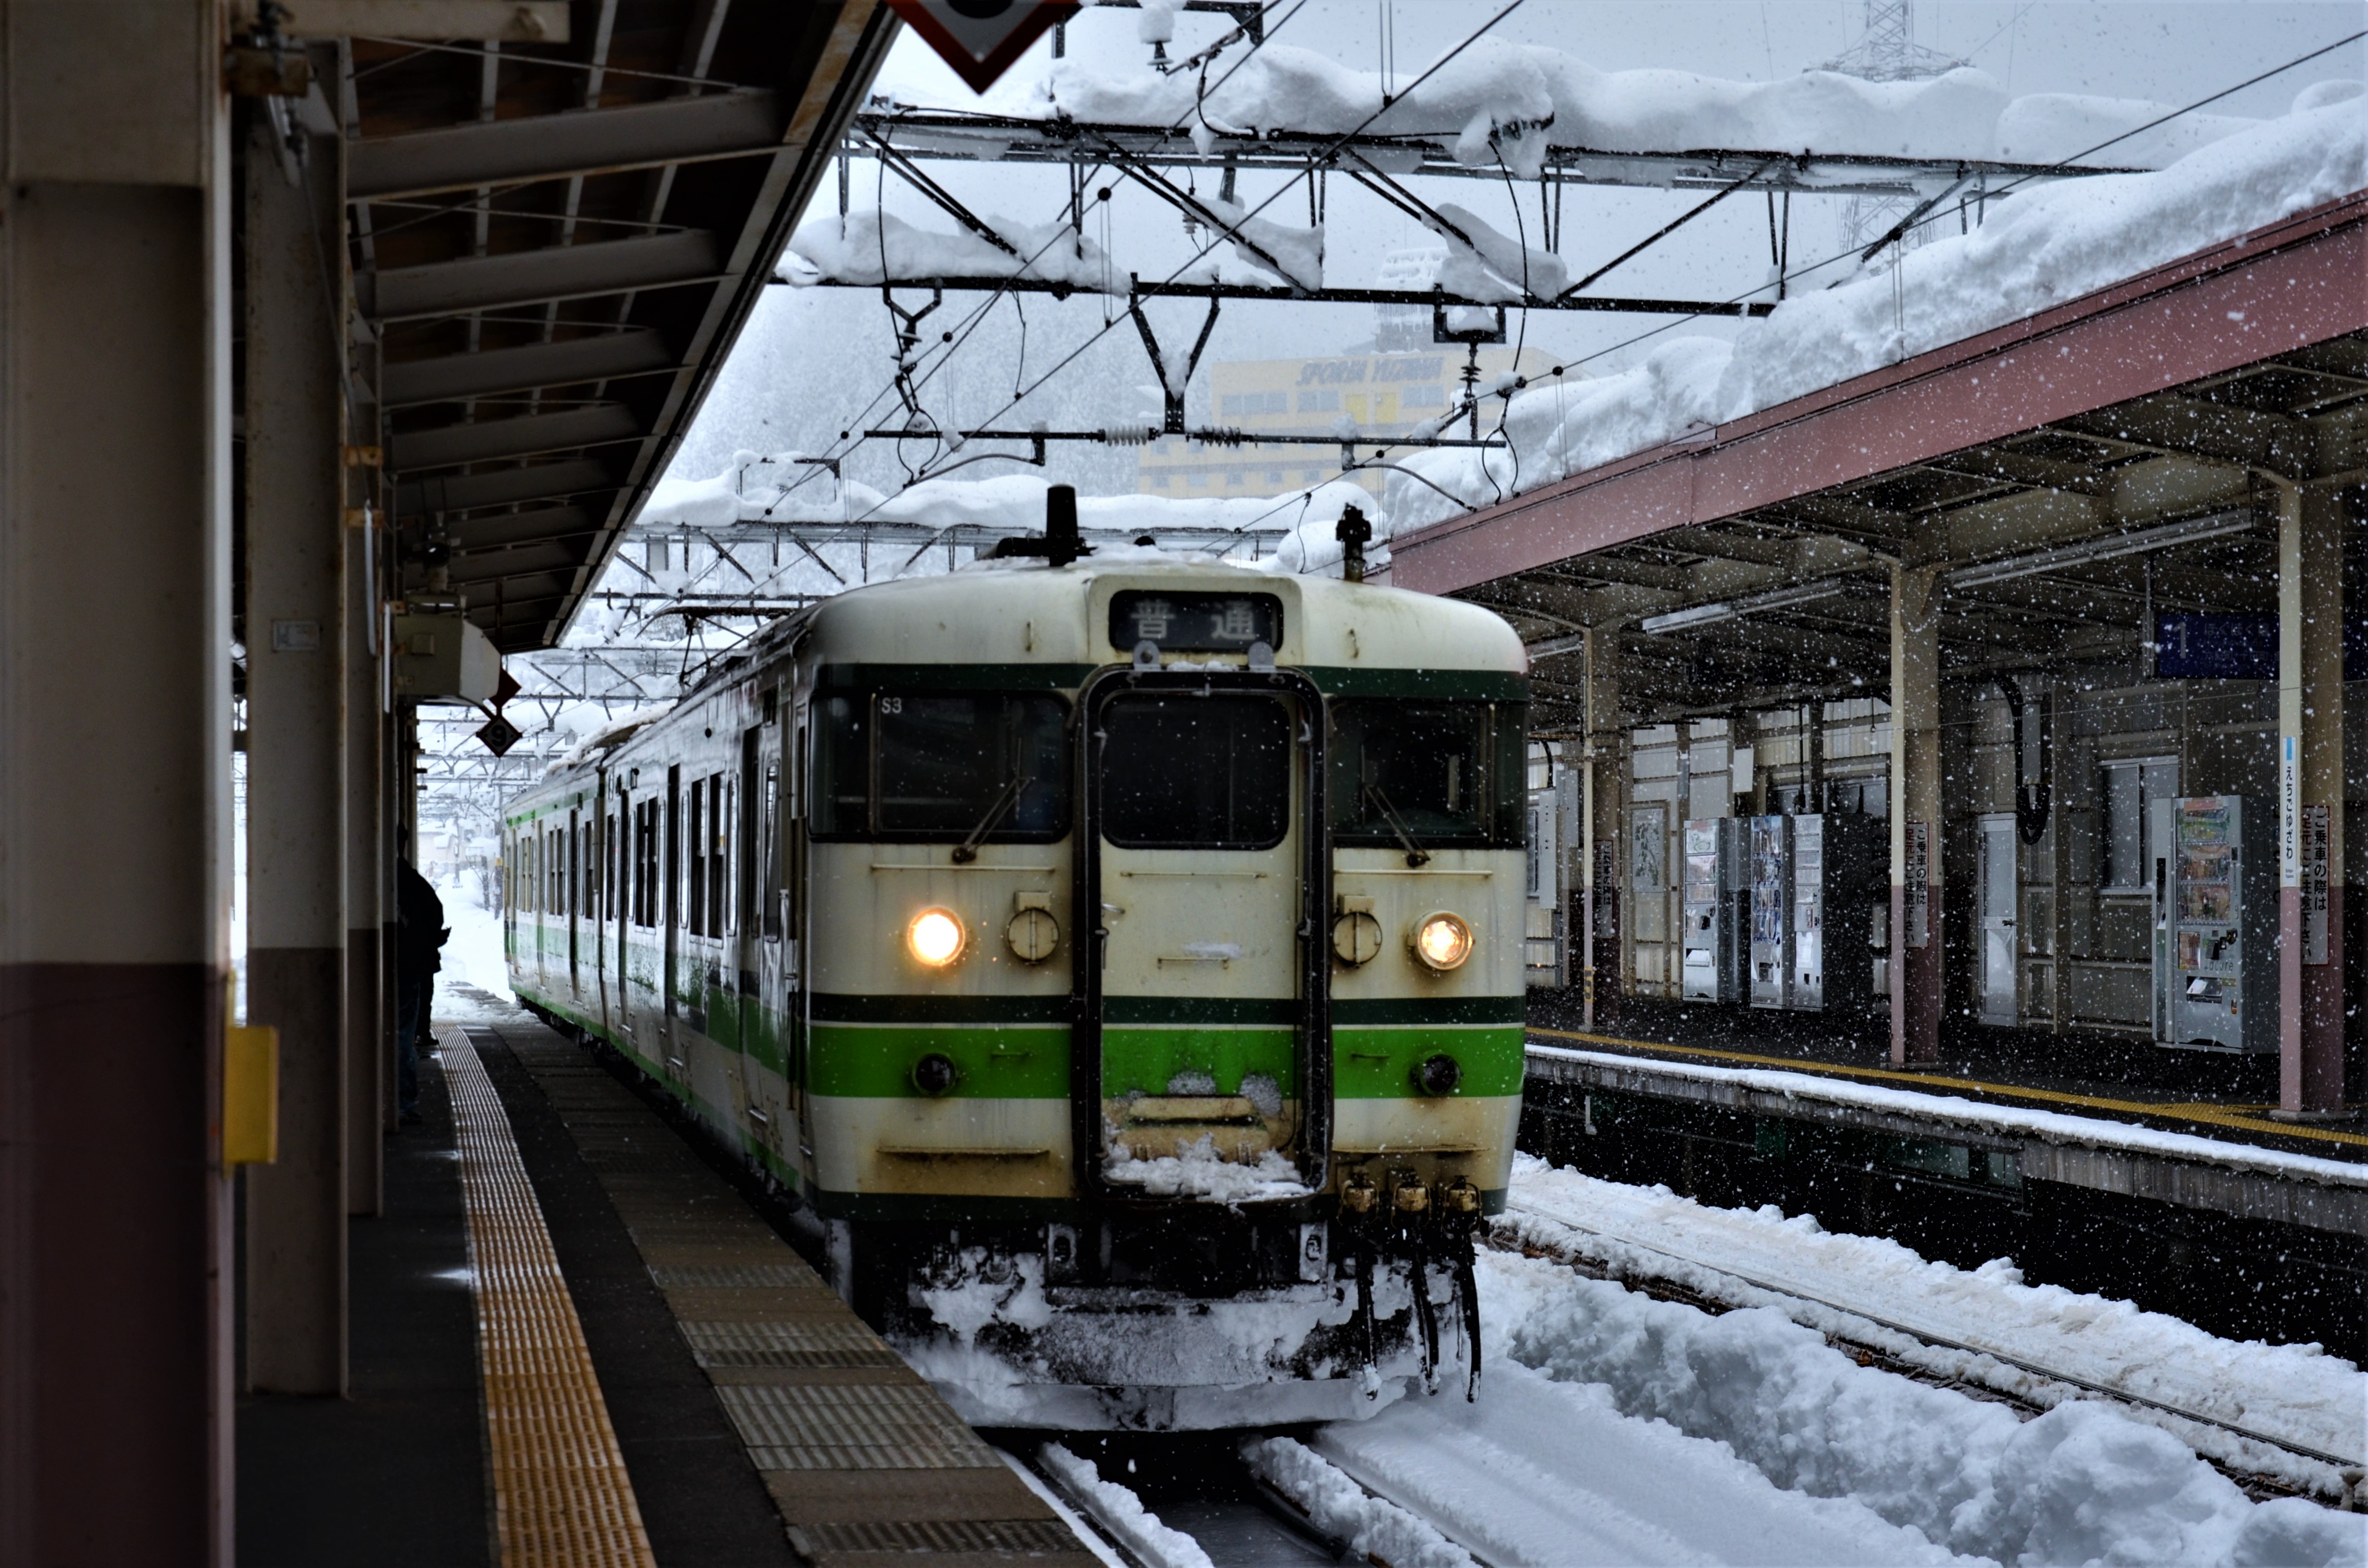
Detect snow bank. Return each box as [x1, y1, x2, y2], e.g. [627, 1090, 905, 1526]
[1504, 1157, 2368, 1490]
[922, 38, 2279, 171]
[1037, 1445, 1214, 1568]
[1242, 1436, 1475, 1568]
[1311, 1350, 1971, 1566]
[1479, 1249, 2368, 1567]
[1386, 100, 2367, 529]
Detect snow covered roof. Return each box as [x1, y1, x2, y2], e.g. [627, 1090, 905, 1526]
[1384, 96, 2367, 551]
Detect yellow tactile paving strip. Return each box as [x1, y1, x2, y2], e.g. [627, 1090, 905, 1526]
[1532, 1026, 2368, 1154]
[439, 1024, 659, 1568]
[483, 1013, 1103, 1567]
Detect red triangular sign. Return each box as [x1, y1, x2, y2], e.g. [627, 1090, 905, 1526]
[886, 0, 1075, 95]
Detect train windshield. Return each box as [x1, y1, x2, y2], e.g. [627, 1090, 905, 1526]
[812, 692, 1070, 841]
[1328, 699, 1526, 848]
[1098, 693, 1293, 850]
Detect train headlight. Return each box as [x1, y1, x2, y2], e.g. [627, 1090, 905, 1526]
[907, 907, 966, 967]
[1411, 911, 1473, 972]
[1414, 1053, 1463, 1096]
[911, 1053, 958, 1096]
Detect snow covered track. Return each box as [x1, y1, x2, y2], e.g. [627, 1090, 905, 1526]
[1500, 1160, 2368, 1504]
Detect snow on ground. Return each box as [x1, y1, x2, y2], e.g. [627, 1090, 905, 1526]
[1243, 1435, 1477, 1568]
[436, 899, 512, 1003]
[1038, 1444, 1215, 1568]
[1310, 1341, 1973, 1566]
[1530, 1045, 2368, 1186]
[1384, 98, 2367, 531]
[1458, 1247, 2365, 1567]
[1503, 1156, 2368, 1491]
[909, 40, 2299, 171]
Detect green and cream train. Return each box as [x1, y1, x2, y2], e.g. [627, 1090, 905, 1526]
[503, 501, 1528, 1428]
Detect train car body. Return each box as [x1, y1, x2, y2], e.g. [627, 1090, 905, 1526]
[503, 545, 1528, 1428]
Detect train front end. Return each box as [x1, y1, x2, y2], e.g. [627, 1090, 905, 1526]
[805, 555, 1527, 1429]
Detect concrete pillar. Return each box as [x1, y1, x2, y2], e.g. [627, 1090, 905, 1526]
[242, 120, 349, 1390]
[0, 8, 233, 1559]
[2276, 481, 2347, 1116]
[1891, 563, 1944, 1067]
[1581, 626, 1624, 1028]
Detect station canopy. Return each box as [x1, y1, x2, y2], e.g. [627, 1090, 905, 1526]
[353, 0, 894, 654]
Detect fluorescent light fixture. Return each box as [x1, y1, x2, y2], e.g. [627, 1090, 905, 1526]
[1944, 511, 2255, 590]
[1640, 580, 1846, 634]
[1523, 631, 1590, 660]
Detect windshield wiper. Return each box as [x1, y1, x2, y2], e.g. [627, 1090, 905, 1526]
[951, 773, 1031, 863]
[1363, 783, 1431, 868]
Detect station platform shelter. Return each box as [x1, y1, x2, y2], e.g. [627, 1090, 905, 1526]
[1391, 192, 2368, 1124]
[0, 4, 938, 1562]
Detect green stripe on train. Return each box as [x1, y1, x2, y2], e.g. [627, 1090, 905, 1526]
[807, 1022, 1521, 1100]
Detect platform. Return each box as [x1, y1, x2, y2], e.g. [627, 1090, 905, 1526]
[239, 986, 1095, 1567]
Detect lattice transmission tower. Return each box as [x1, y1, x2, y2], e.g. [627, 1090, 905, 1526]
[1824, 1, 1971, 252]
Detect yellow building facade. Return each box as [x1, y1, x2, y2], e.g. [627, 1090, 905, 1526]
[1135, 345, 1560, 501]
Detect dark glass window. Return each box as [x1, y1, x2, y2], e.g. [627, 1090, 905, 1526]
[1329, 699, 1527, 848]
[1099, 693, 1293, 849]
[811, 692, 1070, 842]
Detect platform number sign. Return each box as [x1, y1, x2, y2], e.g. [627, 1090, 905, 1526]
[886, 0, 1076, 94]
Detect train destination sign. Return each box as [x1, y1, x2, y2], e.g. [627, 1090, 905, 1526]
[1109, 591, 1282, 654]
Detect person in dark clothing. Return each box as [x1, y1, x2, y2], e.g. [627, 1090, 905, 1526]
[395, 854, 449, 1126]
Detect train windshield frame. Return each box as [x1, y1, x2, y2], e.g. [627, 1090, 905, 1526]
[1327, 698, 1526, 849]
[811, 691, 1072, 843]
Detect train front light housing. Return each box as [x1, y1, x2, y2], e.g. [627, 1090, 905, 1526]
[907, 907, 966, 967]
[1412, 911, 1473, 972]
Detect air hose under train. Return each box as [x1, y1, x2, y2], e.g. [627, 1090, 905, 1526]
[1339, 1174, 1485, 1401]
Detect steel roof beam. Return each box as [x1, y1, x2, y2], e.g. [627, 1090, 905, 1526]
[396, 457, 614, 515]
[448, 505, 595, 551]
[782, 272, 1776, 318]
[382, 328, 673, 405]
[349, 89, 783, 200]
[390, 403, 641, 470]
[359, 229, 718, 318]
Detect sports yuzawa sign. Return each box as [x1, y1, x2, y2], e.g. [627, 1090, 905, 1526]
[886, 0, 1075, 93]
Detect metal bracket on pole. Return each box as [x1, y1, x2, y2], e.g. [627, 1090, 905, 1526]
[1127, 284, 1221, 435]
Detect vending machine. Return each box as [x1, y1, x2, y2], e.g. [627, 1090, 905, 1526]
[2150, 795, 2276, 1053]
[1681, 818, 1746, 1003]
[1790, 813, 1882, 1013]
[1748, 815, 1791, 1009]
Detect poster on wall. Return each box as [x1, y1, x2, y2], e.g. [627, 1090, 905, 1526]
[2302, 804, 2330, 965]
[1904, 821, 1930, 949]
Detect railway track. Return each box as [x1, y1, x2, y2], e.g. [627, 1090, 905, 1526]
[1486, 1210, 2365, 1508]
[1002, 1430, 1436, 1568]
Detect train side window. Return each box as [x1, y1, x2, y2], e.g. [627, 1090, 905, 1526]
[810, 694, 865, 836]
[1099, 693, 1292, 850]
[717, 774, 734, 938]
[1328, 698, 1530, 849]
[688, 778, 706, 937]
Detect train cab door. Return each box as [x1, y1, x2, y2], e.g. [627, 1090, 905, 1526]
[1978, 812, 2018, 1026]
[1082, 668, 1328, 1197]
